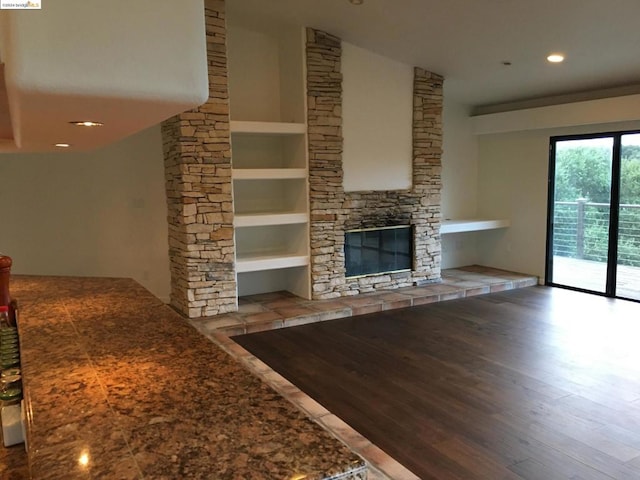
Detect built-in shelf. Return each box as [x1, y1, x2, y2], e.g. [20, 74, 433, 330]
[236, 254, 309, 273]
[230, 121, 307, 135]
[234, 212, 308, 228]
[228, 24, 311, 299]
[440, 219, 510, 234]
[233, 168, 307, 180]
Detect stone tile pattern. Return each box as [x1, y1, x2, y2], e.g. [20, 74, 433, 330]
[193, 266, 539, 336]
[12, 275, 366, 480]
[161, 0, 237, 318]
[0, 444, 28, 480]
[306, 28, 444, 300]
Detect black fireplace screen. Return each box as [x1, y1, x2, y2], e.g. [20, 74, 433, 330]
[345, 225, 412, 277]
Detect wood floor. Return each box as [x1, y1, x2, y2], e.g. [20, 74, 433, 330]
[234, 286, 640, 479]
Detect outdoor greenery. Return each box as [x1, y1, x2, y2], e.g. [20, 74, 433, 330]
[555, 144, 640, 203]
[554, 143, 640, 266]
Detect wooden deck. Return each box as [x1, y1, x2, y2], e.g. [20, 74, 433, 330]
[552, 256, 640, 300]
[235, 287, 640, 479]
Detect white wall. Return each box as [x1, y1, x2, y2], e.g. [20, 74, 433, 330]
[227, 24, 282, 122]
[476, 131, 548, 278]
[440, 97, 480, 268]
[476, 119, 640, 279]
[227, 24, 306, 124]
[0, 126, 171, 301]
[342, 42, 413, 192]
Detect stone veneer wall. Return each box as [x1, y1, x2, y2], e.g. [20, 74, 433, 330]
[161, 0, 237, 318]
[307, 28, 443, 300]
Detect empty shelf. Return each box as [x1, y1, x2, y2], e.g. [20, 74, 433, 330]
[234, 212, 309, 227]
[230, 121, 306, 135]
[233, 168, 307, 180]
[440, 219, 510, 234]
[236, 254, 309, 273]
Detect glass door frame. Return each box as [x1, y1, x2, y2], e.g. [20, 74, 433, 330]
[545, 128, 640, 301]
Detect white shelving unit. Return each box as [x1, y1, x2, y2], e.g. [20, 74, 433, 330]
[228, 23, 311, 299]
[440, 219, 510, 234]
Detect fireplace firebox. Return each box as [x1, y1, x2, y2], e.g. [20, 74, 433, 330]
[345, 225, 412, 278]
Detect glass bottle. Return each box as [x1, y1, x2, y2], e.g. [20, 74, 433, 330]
[0, 306, 9, 329]
[0, 255, 10, 308]
[0, 255, 16, 326]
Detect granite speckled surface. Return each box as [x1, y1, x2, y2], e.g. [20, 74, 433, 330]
[11, 275, 366, 479]
[0, 443, 29, 479]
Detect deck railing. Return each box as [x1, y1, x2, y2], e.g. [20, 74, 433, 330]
[553, 200, 640, 267]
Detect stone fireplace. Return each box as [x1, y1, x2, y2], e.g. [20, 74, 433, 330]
[160, 6, 443, 318]
[306, 29, 443, 300]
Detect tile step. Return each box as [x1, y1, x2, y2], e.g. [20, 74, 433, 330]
[191, 266, 539, 337]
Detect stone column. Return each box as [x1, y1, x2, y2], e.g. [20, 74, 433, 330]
[411, 67, 443, 282]
[306, 28, 346, 300]
[161, 0, 237, 318]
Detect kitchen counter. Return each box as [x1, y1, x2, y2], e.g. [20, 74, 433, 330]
[11, 276, 366, 479]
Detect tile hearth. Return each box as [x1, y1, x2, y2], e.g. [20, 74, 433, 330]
[193, 266, 539, 337]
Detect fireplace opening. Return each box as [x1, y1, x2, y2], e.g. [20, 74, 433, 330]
[345, 225, 413, 278]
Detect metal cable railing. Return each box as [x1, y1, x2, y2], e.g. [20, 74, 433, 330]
[553, 201, 640, 266]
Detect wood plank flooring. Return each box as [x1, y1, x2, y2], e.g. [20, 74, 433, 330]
[234, 286, 640, 479]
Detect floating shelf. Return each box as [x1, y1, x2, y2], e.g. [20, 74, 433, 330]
[440, 219, 510, 234]
[230, 121, 307, 135]
[236, 254, 309, 273]
[234, 212, 309, 227]
[233, 168, 307, 180]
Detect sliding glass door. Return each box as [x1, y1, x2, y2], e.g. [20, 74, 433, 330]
[547, 131, 640, 301]
[616, 134, 640, 300]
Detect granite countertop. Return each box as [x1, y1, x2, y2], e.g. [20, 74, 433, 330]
[12, 276, 366, 479]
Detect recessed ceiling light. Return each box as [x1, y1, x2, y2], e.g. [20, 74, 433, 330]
[348, 0, 364, 4]
[547, 53, 565, 63]
[55, 143, 71, 148]
[69, 121, 104, 127]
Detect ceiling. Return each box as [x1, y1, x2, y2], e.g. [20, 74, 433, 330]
[227, 0, 640, 110]
[3, 0, 640, 153]
[0, 1, 208, 153]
